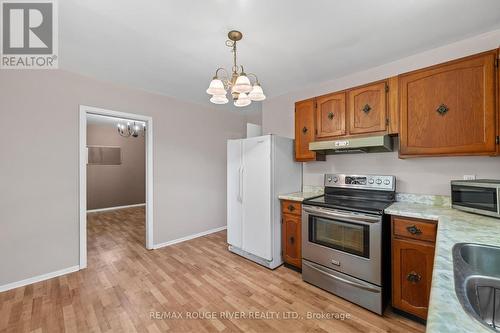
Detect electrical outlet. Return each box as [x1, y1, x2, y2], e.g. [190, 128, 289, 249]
[463, 175, 476, 180]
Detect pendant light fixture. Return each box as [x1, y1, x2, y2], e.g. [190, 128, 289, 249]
[117, 121, 146, 138]
[206, 30, 266, 107]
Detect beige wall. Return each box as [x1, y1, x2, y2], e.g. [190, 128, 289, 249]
[0, 70, 247, 286]
[87, 122, 145, 210]
[244, 107, 263, 127]
[262, 29, 500, 195]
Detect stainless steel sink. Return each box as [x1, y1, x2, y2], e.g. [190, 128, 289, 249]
[453, 243, 500, 331]
[460, 244, 500, 276]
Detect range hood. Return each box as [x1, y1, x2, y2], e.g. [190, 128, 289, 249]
[309, 135, 393, 154]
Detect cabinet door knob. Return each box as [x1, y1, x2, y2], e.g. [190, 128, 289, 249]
[407, 271, 422, 283]
[362, 104, 372, 113]
[290, 236, 295, 244]
[436, 104, 449, 115]
[328, 112, 334, 120]
[302, 126, 308, 134]
[406, 225, 422, 235]
[288, 205, 295, 212]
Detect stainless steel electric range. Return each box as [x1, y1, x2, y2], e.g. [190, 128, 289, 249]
[302, 173, 396, 315]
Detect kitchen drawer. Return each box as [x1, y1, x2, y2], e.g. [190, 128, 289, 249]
[282, 200, 302, 216]
[303, 259, 383, 314]
[392, 216, 437, 243]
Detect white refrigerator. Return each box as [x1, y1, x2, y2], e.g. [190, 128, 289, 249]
[227, 135, 302, 269]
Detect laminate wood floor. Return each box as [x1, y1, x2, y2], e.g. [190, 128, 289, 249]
[0, 207, 425, 332]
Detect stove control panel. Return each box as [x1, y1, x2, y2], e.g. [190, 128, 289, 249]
[325, 174, 395, 191]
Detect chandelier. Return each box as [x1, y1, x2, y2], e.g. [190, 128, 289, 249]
[116, 121, 146, 138]
[206, 30, 266, 107]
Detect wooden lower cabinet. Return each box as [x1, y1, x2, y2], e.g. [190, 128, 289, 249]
[281, 200, 302, 269]
[391, 216, 436, 320]
[392, 238, 435, 319]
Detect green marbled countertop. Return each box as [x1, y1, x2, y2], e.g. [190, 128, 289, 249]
[278, 186, 324, 202]
[385, 202, 500, 333]
[278, 191, 323, 202]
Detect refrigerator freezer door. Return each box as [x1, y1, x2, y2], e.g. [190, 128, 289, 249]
[242, 136, 272, 261]
[227, 139, 243, 248]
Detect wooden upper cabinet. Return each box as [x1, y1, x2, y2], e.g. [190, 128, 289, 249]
[497, 50, 500, 156]
[295, 99, 317, 161]
[348, 81, 388, 135]
[387, 76, 400, 135]
[316, 92, 346, 138]
[399, 51, 497, 157]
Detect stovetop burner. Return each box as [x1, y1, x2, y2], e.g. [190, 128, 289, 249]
[302, 173, 396, 215]
[303, 195, 393, 215]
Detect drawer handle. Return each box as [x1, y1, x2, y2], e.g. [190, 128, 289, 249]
[327, 112, 334, 120]
[436, 104, 449, 115]
[406, 225, 422, 235]
[362, 104, 371, 113]
[288, 205, 295, 212]
[302, 126, 308, 134]
[407, 271, 422, 283]
[290, 236, 295, 244]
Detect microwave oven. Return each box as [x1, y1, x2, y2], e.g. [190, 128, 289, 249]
[451, 180, 500, 218]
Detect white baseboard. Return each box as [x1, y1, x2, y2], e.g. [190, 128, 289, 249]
[87, 203, 146, 213]
[0, 265, 80, 293]
[154, 226, 227, 249]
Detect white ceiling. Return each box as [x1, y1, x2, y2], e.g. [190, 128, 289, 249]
[60, 0, 500, 108]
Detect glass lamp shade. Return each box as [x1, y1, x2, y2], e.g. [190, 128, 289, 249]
[234, 92, 251, 107]
[232, 75, 252, 93]
[210, 94, 229, 104]
[206, 78, 226, 95]
[248, 84, 266, 101]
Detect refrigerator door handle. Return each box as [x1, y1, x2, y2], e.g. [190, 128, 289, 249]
[237, 166, 242, 202]
[239, 166, 244, 202]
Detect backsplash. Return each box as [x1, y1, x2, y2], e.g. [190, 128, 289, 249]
[302, 145, 500, 196]
[396, 193, 451, 207]
[301, 184, 451, 207]
[302, 185, 324, 194]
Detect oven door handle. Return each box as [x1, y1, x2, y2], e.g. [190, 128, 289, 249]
[303, 261, 381, 293]
[302, 206, 381, 224]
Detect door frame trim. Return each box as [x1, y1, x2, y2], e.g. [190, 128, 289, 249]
[79, 105, 154, 269]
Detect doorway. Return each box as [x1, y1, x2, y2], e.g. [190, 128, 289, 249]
[79, 105, 154, 269]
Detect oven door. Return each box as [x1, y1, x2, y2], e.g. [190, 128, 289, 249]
[302, 205, 382, 285]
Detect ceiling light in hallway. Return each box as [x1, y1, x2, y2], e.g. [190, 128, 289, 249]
[117, 121, 146, 138]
